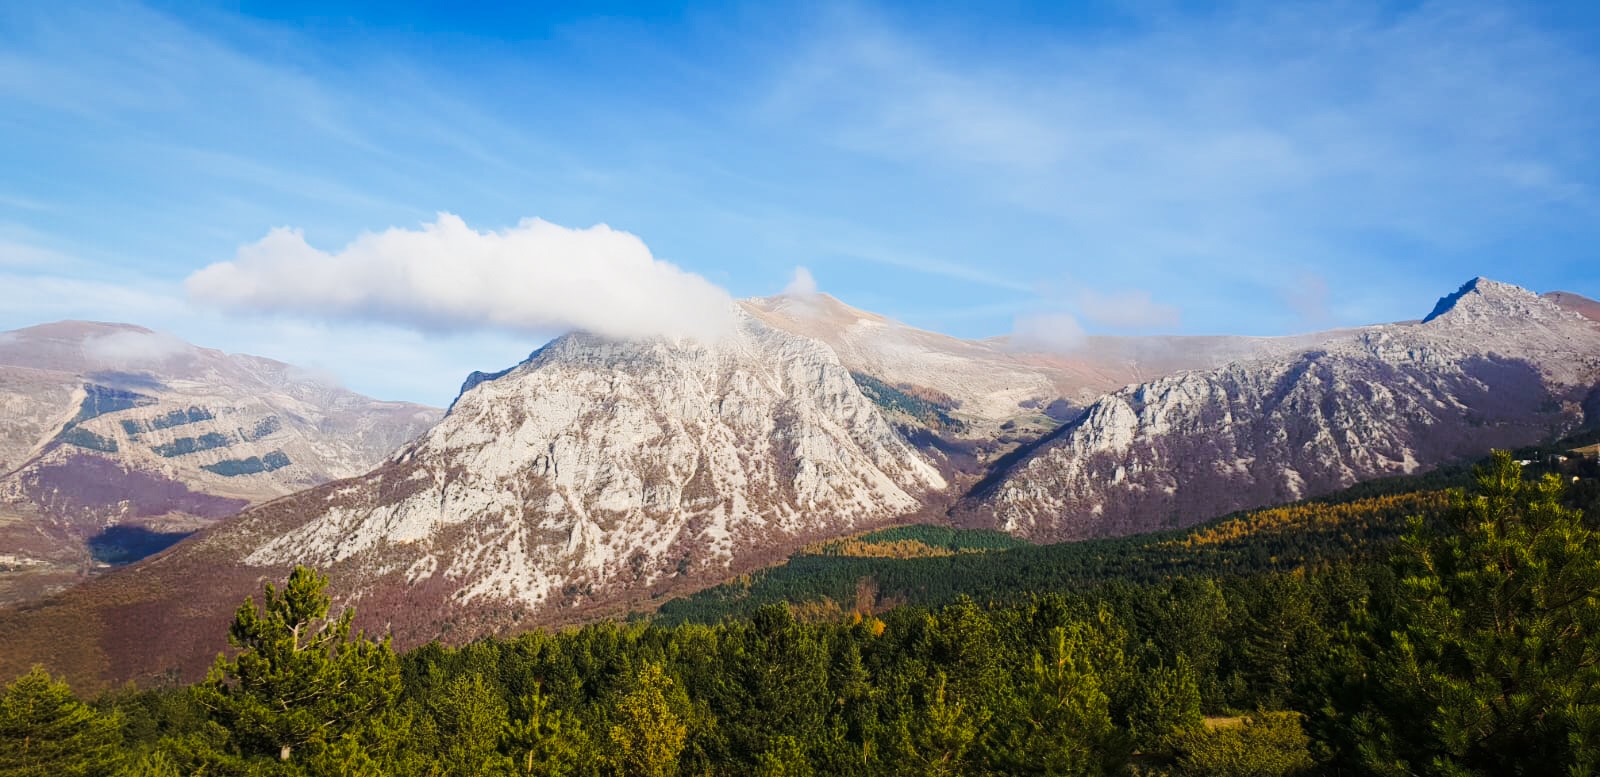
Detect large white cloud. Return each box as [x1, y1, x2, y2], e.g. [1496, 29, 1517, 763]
[186, 214, 737, 342]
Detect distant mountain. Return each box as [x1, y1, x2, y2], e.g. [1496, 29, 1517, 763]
[0, 321, 440, 604]
[958, 279, 1600, 540]
[743, 292, 1341, 446]
[1546, 290, 1600, 323]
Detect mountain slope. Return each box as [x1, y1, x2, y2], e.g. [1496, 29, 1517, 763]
[1546, 290, 1600, 323]
[0, 322, 441, 603]
[0, 308, 946, 687]
[960, 279, 1600, 540]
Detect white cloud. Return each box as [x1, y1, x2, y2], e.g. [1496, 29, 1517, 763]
[1008, 312, 1087, 353]
[82, 330, 192, 365]
[783, 266, 818, 296]
[1077, 289, 1181, 331]
[186, 214, 737, 342]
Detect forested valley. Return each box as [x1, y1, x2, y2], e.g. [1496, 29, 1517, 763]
[4, 448, 1599, 776]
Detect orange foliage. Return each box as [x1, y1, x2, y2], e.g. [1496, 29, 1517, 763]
[1168, 491, 1447, 549]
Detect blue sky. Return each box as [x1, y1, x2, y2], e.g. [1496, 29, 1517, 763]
[2, 1, 1598, 405]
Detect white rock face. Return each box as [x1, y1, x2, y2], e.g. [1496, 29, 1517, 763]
[966, 279, 1600, 540]
[242, 308, 945, 619]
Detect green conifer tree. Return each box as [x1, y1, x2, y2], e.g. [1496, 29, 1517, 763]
[897, 672, 984, 777]
[196, 566, 400, 763]
[118, 749, 182, 777]
[0, 667, 122, 777]
[503, 683, 591, 776]
[429, 673, 510, 777]
[1167, 712, 1312, 777]
[1339, 451, 1600, 774]
[1125, 656, 1203, 754]
[994, 616, 1131, 775]
[755, 735, 815, 777]
[608, 662, 687, 777]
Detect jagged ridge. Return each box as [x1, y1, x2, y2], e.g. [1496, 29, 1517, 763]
[959, 280, 1600, 540]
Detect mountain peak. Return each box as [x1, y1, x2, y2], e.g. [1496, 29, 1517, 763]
[1421, 277, 1540, 323]
[3, 320, 156, 342]
[743, 291, 889, 329]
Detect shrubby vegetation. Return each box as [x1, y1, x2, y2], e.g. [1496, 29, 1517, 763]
[3, 451, 1597, 775]
[202, 451, 291, 477]
[849, 372, 966, 434]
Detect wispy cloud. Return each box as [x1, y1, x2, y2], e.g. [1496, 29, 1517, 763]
[823, 241, 1035, 293]
[1076, 288, 1181, 331]
[764, 2, 1600, 295]
[0, 271, 181, 318]
[0, 239, 73, 267]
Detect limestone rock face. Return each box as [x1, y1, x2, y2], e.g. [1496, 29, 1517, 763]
[961, 279, 1600, 540]
[225, 307, 944, 630]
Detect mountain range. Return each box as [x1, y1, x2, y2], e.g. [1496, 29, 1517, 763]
[0, 277, 1596, 689]
[958, 278, 1600, 539]
[0, 321, 440, 604]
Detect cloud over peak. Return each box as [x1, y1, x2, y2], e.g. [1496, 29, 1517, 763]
[783, 266, 819, 296]
[1077, 289, 1181, 332]
[186, 214, 736, 342]
[82, 329, 193, 366]
[1009, 312, 1087, 353]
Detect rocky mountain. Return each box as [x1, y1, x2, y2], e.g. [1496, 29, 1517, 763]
[743, 292, 1342, 444]
[960, 279, 1600, 540]
[0, 321, 441, 603]
[0, 308, 947, 686]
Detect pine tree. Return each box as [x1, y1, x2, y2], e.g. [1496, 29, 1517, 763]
[503, 683, 591, 776]
[609, 662, 687, 777]
[755, 735, 815, 777]
[1340, 451, 1600, 774]
[897, 672, 984, 777]
[993, 615, 1131, 775]
[118, 749, 182, 777]
[1125, 656, 1203, 754]
[0, 667, 122, 777]
[429, 673, 509, 777]
[196, 566, 400, 763]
